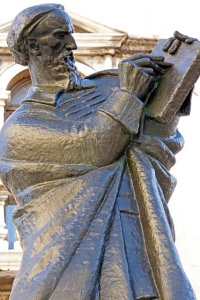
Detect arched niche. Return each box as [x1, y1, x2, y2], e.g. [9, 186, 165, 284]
[5, 68, 31, 120]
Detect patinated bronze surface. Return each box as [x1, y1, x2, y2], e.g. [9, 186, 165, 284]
[0, 4, 198, 300]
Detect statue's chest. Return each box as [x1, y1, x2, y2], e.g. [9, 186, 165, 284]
[56, 87, 108, 121]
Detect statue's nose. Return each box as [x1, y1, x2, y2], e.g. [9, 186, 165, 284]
[71, 40, 77, 50]
[66, 35, 77, 50]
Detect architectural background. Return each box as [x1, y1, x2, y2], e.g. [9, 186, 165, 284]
[0, 0, 200, 299]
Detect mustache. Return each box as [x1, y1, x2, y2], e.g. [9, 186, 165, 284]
[42, 51, 74, 67]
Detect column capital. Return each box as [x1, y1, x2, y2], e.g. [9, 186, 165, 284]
[0, 194, 9, 203]
[0, 90, 11, 106]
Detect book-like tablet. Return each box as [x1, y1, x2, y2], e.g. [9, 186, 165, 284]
[146, 39, 200, 123]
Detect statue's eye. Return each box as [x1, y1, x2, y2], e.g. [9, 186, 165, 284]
[54, 32, 66, 39]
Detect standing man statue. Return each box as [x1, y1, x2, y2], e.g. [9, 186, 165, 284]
[0, 3, 197, 300]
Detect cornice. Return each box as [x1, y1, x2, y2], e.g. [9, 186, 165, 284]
[0, 32, 128, 55]
[120, 37, 158, 54]
[0, 33, 158, 56]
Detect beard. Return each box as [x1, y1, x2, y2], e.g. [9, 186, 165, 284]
[40, 50, 82, 90]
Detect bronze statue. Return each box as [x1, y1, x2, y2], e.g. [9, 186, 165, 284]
[0, 3, 197, 299]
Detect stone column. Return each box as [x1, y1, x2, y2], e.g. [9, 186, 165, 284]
[0, 91, 11, 251]
[0, 90, 11, 130]
[0, 194, 8, 250]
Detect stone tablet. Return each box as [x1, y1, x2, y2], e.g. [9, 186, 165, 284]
[146, 39, 200, 123]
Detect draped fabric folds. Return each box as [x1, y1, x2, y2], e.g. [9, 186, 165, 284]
[0, 131, 195, 300]
[0, 75, 196, 299]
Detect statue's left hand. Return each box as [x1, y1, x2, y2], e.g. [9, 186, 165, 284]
[163, 31, 198, 54]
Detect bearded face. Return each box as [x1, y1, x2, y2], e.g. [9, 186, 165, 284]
[29, 9, 81, 89]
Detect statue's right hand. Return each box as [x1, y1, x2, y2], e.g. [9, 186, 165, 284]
[118, 54, 172, 101]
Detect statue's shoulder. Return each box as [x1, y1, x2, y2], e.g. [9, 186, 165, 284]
[84, 69, 120, 97]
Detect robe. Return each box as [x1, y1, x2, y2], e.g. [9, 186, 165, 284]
[0, 71, 196, 299]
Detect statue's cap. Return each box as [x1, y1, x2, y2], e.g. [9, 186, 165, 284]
[7, 4, 71, 65]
